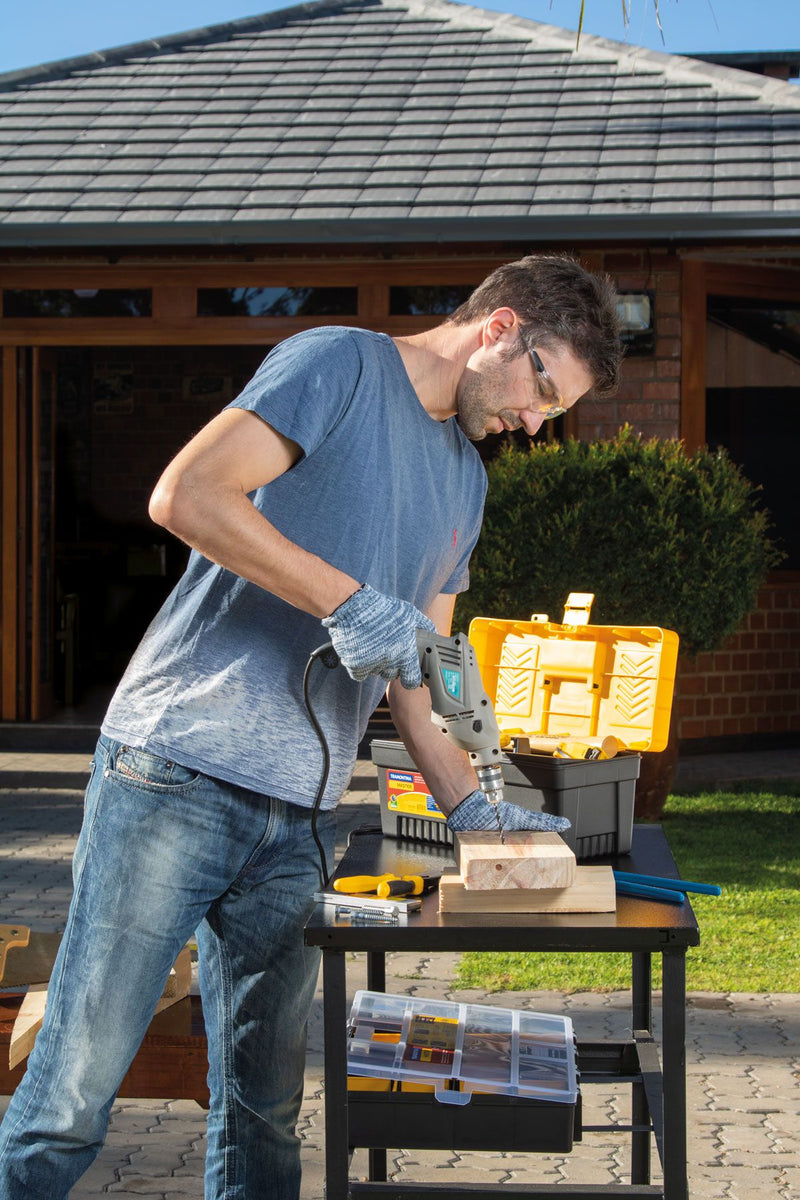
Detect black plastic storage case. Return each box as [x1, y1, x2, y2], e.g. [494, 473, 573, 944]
[347, 1085, 581, 1153]
[346, 989, 580, 1153]
[371, 738, 640, 860]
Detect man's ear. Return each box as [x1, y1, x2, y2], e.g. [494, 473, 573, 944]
[481, 307, 519, 351]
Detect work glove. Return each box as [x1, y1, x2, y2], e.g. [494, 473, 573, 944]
[446, 789, 571, 834]
[322, 583, 435, 688]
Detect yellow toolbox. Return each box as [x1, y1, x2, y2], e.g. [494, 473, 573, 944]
[373, 593, 679, 859]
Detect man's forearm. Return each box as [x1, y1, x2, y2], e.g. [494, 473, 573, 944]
[387, 681, 478, 816]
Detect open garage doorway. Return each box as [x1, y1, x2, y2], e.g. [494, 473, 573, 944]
[51, 344, 267, 718]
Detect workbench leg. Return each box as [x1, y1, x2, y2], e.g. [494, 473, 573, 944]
[366, 950, 386, 993]
[662, 950, 689, 1200]
[323, 950, 350, 1200]
[631, 952, 652, 1185]
[366, 951, 387, 1183]
[632, 951, 652, 1033]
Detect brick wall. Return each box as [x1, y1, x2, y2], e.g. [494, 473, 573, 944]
[576, 249, 682, 443]
[675, 577, 800, 741]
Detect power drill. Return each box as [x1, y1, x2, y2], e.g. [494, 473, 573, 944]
[304, 630, 506, 882]
[416, 630, 505, 810]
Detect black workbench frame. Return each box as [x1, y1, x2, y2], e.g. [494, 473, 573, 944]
[305, 824, 699, 1200]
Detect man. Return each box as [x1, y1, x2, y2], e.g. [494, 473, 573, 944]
[0, 255, 620, 1199]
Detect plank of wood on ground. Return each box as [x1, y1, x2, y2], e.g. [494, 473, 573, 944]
[8, 982, 47, 1070]
[455, 830, 576, 890]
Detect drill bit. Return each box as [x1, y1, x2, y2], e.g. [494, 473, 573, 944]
[477, 763, 505, 844]
[490, 799, 505, 843]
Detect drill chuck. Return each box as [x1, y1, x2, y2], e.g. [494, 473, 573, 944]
[476, 763, 504, 807]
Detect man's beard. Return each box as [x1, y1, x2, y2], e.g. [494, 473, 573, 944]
[456, 366, 521, 441]
[455, 348, 525, 441]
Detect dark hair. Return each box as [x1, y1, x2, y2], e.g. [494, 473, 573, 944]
[448, 254, 622, 397]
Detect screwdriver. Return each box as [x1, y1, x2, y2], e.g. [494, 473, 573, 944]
[333, 874, 432, 899]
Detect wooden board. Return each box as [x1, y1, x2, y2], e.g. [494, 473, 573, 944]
[455, 831, 576, 891]
[439, 865, 616, 914]
[8, 983, 46, 1070]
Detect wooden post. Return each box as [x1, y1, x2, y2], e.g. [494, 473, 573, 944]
[1, 347, 20, 718]
[680, 259, 707, 451]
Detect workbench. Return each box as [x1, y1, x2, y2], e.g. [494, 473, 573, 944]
[304, 823, 699, 1200]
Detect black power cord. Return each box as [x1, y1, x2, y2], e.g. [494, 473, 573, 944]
[303, 641, 341, 887]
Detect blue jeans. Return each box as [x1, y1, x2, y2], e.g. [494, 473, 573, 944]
[0, 735, 336, 1200]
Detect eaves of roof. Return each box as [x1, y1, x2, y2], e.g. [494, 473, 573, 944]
[2, 210, 798, 249]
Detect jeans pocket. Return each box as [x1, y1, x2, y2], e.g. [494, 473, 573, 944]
[112, 744, 200, 791]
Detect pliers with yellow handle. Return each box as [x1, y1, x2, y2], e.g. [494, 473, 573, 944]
[332, 874, 437, 899]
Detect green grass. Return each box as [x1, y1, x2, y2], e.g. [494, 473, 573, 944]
[454, 781, 800, 994]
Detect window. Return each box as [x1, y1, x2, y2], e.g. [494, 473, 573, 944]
[2, 289, 152, 317]
[197, 287, 358, 317]
[389, 286, 475, 316]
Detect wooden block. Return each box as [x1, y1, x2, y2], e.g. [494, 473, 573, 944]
[438, 865, 616, 914]
[0, 926, 31, 983]
[525, 734, 621, 758]
[9, 983, 47, 1070]
[455, 831, 576, 891]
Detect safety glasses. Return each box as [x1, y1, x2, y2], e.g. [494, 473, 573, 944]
[525, 344, 566, 419]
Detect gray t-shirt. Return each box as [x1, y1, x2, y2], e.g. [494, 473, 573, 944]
[102, 327, 487, 808]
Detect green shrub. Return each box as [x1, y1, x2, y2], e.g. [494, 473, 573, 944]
[457, 426, 782, 656]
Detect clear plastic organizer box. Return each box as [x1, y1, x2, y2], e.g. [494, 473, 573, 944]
[347, 991, 578, 1107]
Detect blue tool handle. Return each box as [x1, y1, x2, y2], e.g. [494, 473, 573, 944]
[613, 871, 721, 896]
[615, 879, 687, 905]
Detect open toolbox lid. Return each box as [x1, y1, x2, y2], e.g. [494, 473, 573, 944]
[468, 592, 679, 753]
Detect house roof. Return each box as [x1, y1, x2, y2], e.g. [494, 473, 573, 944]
[1, 0, 799, 247]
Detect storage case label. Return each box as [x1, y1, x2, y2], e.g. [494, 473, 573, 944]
[403, 1014, 458, 1065]
[384, 769, 445, 820]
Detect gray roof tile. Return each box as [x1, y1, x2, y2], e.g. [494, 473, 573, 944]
[57, 208, 125, 221]
[473, 184, 532, 203]
[354, 203, 413, 217]
[121, 188, 191, 206]
[1, 0, 798, 240]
